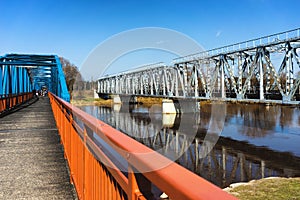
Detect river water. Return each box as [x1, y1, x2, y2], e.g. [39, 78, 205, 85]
[79, 102, 300, 189]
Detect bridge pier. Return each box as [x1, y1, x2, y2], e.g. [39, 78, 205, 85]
[110, 95, 200, 114]
[282, 95, 292, 103]
[110, 95, 137, 113]
[112, 95, 122, 104]
[162, 99, 176, 114]
[119, 95, 137, 104]
[236, 94, 244, 100]
[94, 89, 99, 99]
[171, 98, 200, 114]
[162, 99, 200, 114]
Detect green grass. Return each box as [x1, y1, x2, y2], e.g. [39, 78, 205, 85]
[226, 178, 300, 200]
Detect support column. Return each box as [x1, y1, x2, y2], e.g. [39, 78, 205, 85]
[194, 65, 199, 97]
[94, 89, 99, 99]
[259, 53, 264, 100]
[164, 98, 200, 113]
[221, 63, 225, 99]
[162, 99, 176, 114]
[112, 95, 122, 104]
[237, 53, 244, 100]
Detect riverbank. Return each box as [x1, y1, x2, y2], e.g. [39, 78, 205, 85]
[224, 177, 300, 200]
[71, 97, 112, 106]
[70, 89, 300, 107]
[71, 95, 163, 107]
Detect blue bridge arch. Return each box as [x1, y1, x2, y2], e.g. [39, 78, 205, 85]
[0, 54, 70, 102]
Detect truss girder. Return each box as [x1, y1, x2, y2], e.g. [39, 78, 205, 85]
[0, 64, 32, 96]
[98, 29, 300, 103]
[0, 54, 70, 101]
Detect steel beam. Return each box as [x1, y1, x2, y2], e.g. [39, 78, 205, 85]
[0, 54, 70, 102]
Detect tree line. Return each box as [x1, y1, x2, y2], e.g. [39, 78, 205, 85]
[60, 57, 97, 94]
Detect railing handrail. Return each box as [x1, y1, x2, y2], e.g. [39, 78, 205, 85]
[50, 92, 236, 200]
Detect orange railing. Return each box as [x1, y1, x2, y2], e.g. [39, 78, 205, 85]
[0, 92, 34, 114]
[49, 92, 237, 200]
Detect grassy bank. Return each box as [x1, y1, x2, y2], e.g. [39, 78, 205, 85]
[71, 93, 163, 107]
[70, 90, 112, 106]
[71, 97, 112, 106]
[224, 177, 300, 200]
[136, 96, 163, 106]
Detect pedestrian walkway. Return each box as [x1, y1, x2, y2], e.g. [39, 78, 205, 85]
[0, 96, 76, 199]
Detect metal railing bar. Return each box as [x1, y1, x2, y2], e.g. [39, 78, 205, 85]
[49, 92, 236, 200]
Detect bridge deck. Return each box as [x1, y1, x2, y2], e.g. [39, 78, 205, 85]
[0, 97, 76, 199]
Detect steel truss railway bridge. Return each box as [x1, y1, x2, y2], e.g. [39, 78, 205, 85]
[98, 28, 300, 104]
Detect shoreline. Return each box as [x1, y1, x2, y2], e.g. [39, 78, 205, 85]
[71, 98, 113, 106]
[224, 177, 300, 199]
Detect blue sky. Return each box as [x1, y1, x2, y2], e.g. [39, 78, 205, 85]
[1, 0, 299, 79]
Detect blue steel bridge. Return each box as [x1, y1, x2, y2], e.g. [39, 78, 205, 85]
[0, 54, 70, 102]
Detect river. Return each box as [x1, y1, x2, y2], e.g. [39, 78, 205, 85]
[79, 102, 300, 189]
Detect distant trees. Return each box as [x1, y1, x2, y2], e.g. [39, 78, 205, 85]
[60, 57, 98, 100]
[60, 57, 82, 93]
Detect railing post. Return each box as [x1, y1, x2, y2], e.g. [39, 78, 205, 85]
[128, 165, 145, 200]
[68, 114, 73, 174]
[83, 126, 88, 200]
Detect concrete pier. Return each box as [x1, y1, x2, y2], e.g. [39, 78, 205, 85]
[162, 99, 177, 114]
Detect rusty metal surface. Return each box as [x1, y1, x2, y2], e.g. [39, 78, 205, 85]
[0, 96, 76, 199]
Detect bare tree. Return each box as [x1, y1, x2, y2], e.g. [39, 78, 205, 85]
[59, 57, 82, 94]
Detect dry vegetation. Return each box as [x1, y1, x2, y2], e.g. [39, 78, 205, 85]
[70, 90, 112, 106]
[71, 92, 163, 107]
[224, 177, 300, 200]
[136, 96, 163, 106]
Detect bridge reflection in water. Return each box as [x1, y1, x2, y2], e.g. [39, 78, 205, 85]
[80, 103, 300, 188]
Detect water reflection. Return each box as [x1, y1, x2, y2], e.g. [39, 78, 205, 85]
[80, 102, 300, 188]
[210, 104, 299, 138]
